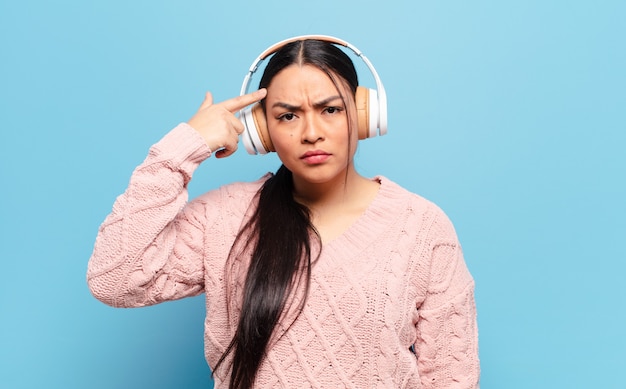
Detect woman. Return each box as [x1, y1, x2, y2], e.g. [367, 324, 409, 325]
[87, 37, 480, 388]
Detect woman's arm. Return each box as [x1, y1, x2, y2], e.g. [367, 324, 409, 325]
[415, 211, 480, 388]
[87, 123, 212, 307]
[87, 89, 267, 308]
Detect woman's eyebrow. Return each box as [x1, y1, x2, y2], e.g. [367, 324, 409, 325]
[271, 102, 301, 111]
[271, 95, 343, 111]
[312, 95, 342, 108]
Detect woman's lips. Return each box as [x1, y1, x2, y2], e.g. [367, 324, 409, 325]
[301, 150, 331, 164]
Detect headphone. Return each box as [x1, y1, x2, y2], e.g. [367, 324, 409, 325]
[239, 35, 388, 155]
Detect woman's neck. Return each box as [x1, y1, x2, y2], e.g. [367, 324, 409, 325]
[292, 168, 364, 208]
[292, 168, 380, 243]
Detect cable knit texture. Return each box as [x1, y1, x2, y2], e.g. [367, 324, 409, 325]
[87, 123, 480, 388]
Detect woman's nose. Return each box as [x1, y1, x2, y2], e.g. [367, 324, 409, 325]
[301, 115, 324, 144]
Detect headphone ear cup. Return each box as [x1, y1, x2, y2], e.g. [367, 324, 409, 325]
[251, 103, 274, 153]
[355, 86, 380, 140]
[355, 86, 370, 140]
[240, 103, 273, 155]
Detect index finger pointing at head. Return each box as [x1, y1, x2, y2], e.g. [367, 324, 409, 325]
[220, 88, 267, 113]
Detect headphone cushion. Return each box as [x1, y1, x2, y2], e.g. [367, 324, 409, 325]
[251, 103, 273, 152]
[355, 86, 380, 139]
[355, 86, 369, 139]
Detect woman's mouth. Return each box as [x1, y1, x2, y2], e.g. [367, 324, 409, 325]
[301, 150, 331, 164]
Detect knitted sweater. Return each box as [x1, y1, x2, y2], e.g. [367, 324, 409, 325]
[87, 123, 480, 388]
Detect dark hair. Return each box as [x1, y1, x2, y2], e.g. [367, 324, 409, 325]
[214, 39, 359, 389]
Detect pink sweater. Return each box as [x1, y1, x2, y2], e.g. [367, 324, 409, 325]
[87, 123, 480, 388]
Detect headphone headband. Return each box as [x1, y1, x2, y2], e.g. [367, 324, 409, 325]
[258, 35, 353, 61]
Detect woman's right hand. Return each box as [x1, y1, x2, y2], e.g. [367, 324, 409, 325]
[187, 89, 267, 158]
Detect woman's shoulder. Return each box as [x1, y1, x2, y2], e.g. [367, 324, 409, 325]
[179, 174, 272, 230]
[376, 176, 444, 212]
[376, 175, 457, 232]
[193, 173, 272, 205]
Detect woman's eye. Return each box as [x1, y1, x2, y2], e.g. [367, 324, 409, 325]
[278, 113, 295, 121]
[324, 106, 343, 115]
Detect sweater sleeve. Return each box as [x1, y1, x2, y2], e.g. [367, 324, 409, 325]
[415, 210, 480, 388]
[86, 123, 213, 308]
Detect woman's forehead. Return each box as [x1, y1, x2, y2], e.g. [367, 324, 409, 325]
[266, 65, 351, 102]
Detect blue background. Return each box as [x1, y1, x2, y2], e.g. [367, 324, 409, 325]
[1, 0, 624, 388]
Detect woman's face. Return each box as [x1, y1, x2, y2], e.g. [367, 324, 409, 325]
[265, 64, 358, 187]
